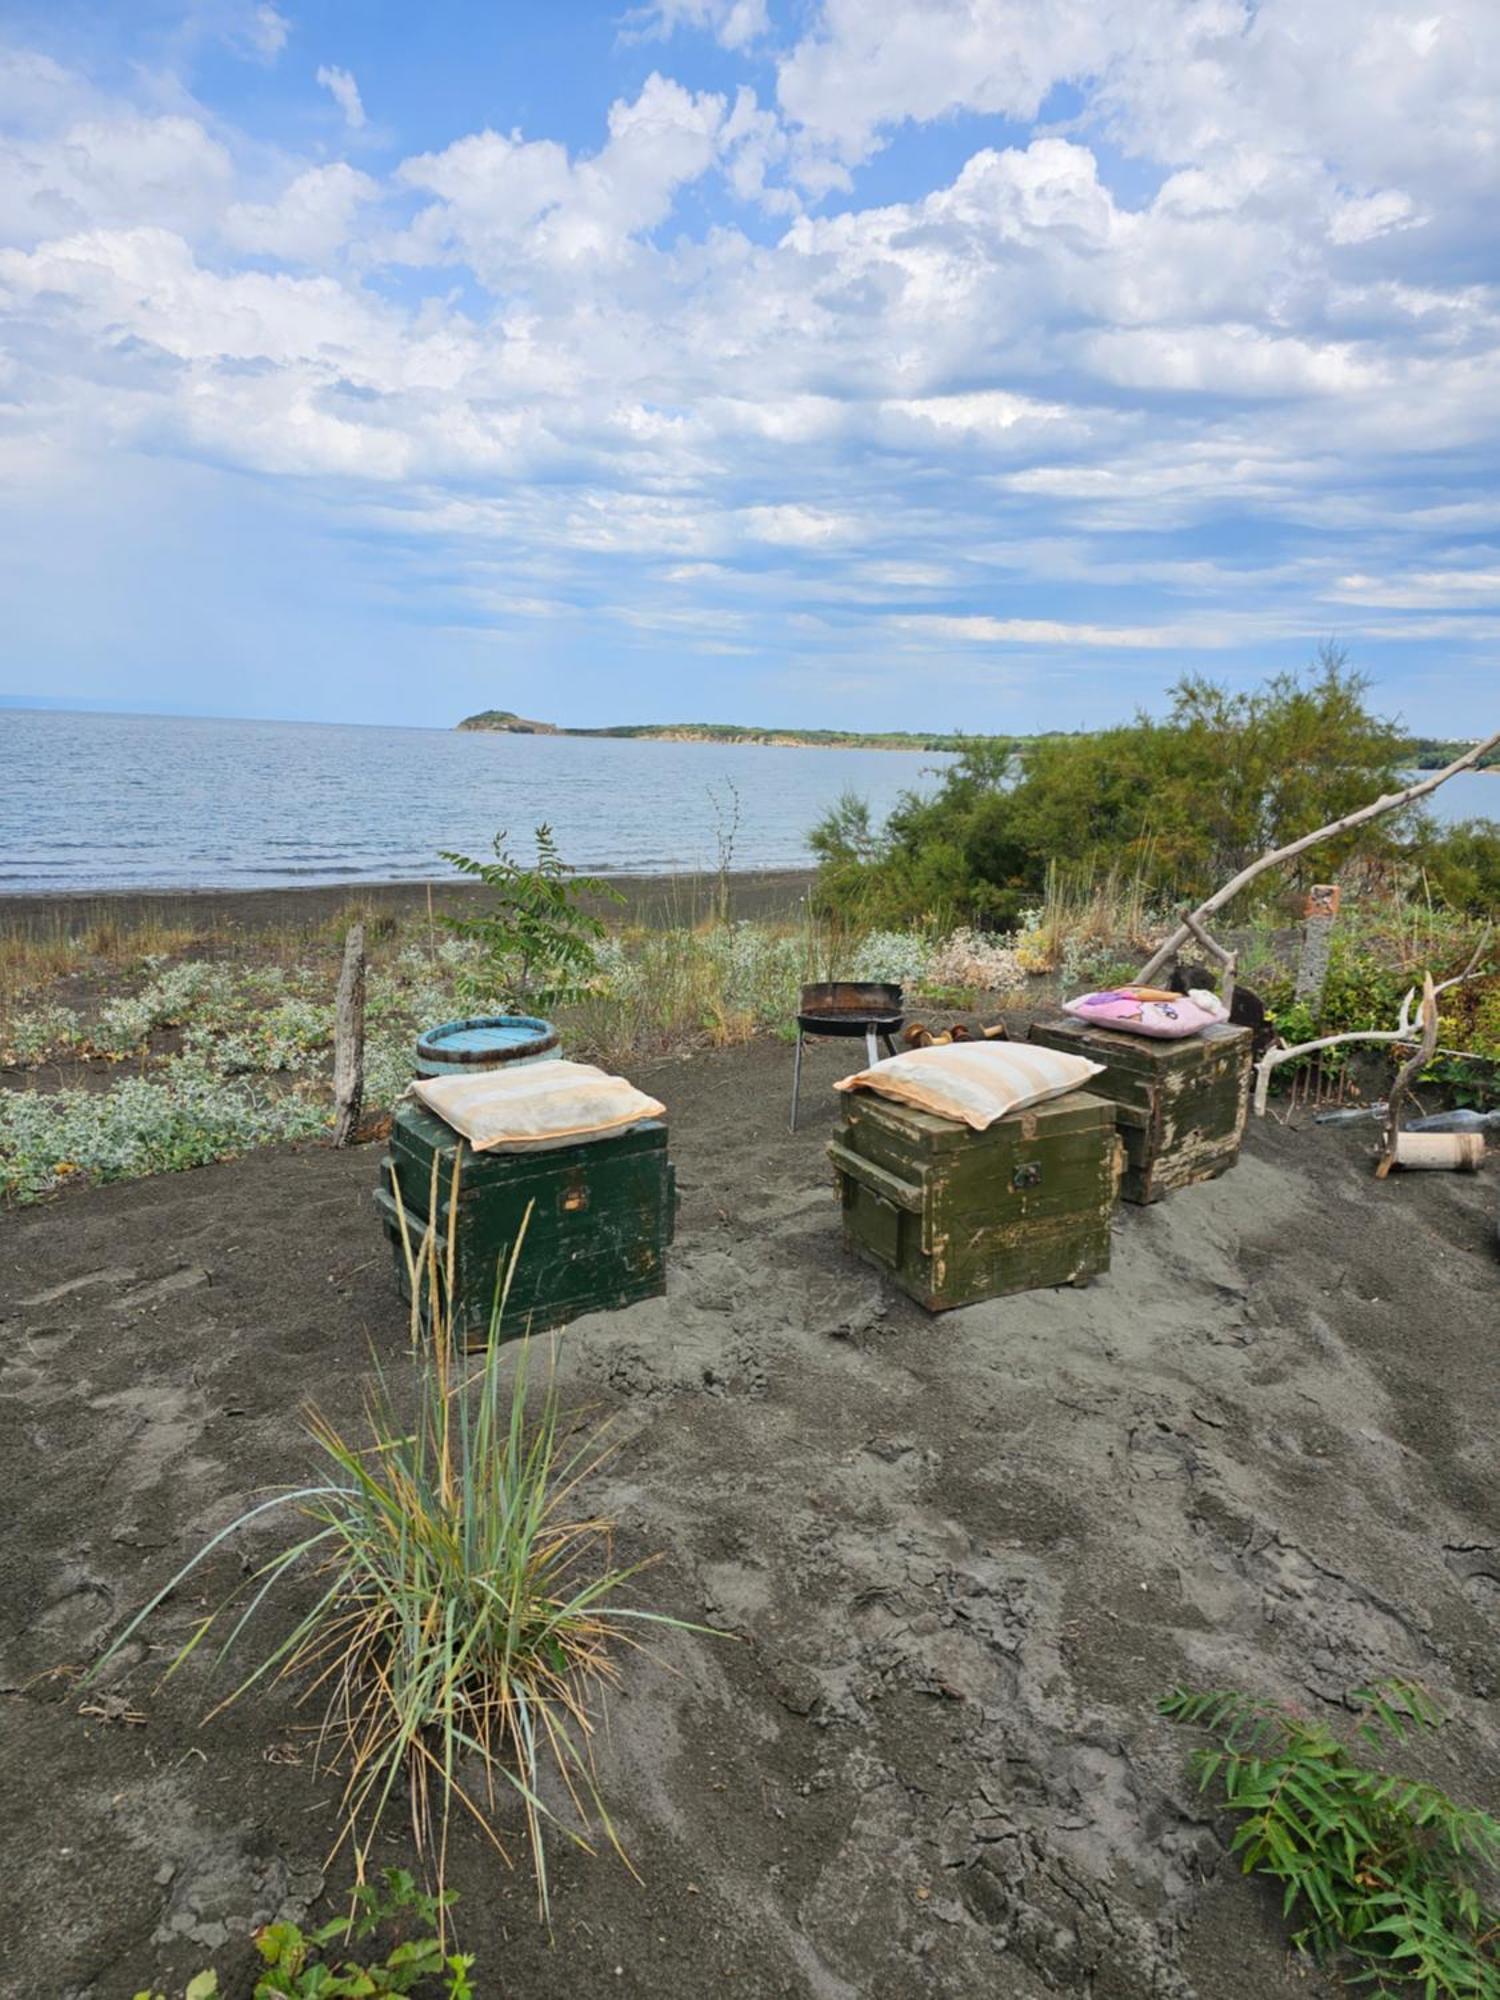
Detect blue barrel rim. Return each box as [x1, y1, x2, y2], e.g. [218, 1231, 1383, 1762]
[415, 1013, 561, 1067]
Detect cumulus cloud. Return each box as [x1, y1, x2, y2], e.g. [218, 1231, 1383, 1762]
[394, 72, 726, 273]
[1, 6, 1497, 711]
[223, 161, 377, 258]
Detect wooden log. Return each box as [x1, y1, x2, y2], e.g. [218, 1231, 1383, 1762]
[1391, 1131, 1485, 1171]
[1138, 731, 1500, 986]
[332, 922, 366, 1148]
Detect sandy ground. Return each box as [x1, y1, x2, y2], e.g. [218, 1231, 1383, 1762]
[0, 869, 815, 939]
[1, 1034, 1498, 2000]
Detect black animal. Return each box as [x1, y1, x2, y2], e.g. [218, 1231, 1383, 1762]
[1169, 962, 1273, 1057]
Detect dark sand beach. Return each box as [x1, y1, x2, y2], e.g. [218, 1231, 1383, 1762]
[0, 868, 817, 939]
[2, 1030, 1497, 1998]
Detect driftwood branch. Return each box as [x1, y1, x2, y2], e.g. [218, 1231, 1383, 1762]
[1178, 906, 1238, 1013]
[1376, 973, 1438, 1179]
[1251, 926, 1493, 1117]
[332, 922, 366, 1148]
[1138, 731, 1500, 985]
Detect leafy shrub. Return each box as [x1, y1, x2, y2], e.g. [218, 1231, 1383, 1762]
[441, 824, 619, 1010]
[132, 1870, 474, 1999]
[0, 1066, 329, 1201]
[99, 1196, 703, 1922]
[812, 655, 1414, 929]
[0, 1004, 81, 1063]
[1421, 818, 1500, 918]
[848, 930, 934, 985]
[1162, 1681, 1500, 1994]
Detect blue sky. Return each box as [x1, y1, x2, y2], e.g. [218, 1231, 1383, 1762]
[1, 0, 1498, 734]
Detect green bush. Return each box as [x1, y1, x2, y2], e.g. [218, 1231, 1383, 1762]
[1421, 819, 1500, 918]
[441, 824, 620, 1011]
[811, 653, 1412, 929]
[1163, 1681, 1500, 1994]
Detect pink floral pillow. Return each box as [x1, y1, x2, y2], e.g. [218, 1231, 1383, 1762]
[1063, 986, 1228, 1039]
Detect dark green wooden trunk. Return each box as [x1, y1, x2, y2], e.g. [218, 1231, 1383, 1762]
[1026, 1017, 1252, 1204]
[829, 1089, 1120, 1311]
[374, 1100, 675, 1344]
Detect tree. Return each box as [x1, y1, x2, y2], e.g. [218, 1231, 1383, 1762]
[440, 825, 620, 1011]
[808, 655, 1421, 928]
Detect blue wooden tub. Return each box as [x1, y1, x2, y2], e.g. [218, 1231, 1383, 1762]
[415, 1015, 561, 1078]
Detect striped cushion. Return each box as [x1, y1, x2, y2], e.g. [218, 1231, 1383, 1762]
[834, 1041, 1103, 1131]
[412, 1061, 665, 1150]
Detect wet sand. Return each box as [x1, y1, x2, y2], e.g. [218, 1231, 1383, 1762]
[2, 1035, 1498, 1997]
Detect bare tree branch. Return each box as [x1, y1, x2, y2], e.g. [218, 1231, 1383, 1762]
[1138, 730, 1500, 985]
[1376, 973, 1438, 1179]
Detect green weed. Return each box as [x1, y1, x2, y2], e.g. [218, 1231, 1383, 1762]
[1162, 1681, 1500, 1994]
[132, 1869, 474, 1999]
[98, 1189, 708, 1925]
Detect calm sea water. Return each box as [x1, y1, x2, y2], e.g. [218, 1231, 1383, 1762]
[2, 708, 1492, 895]
[0, 708, 955, 893]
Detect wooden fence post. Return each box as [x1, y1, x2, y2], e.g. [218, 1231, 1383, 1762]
[332, 923, 366, 1148]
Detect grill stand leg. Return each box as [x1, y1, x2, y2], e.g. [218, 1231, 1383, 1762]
[865, 1026, 879, 1067]
[790, 1029, 805, 1133]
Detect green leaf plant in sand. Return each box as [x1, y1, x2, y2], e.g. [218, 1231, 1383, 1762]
[97, 1169, 706, 1937]
[439, 823, 622, 1012]
[135, 1870, 475, 1998]
[1161, 1681, 1500, 1994]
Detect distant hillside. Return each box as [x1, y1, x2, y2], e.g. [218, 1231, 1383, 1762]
[456, 709, 560, 735]
[1402, 736, 1495, 770]
[457, 712, 975, 751]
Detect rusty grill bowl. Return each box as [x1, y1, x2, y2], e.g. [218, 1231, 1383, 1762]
[796, 980, 904, 1036]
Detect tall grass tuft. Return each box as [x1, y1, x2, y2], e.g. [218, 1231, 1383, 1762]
[96, 1166, 697, 1926]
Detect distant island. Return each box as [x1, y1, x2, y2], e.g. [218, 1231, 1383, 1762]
[456, 710, 973, 751]
[456, 712, 1493, 769]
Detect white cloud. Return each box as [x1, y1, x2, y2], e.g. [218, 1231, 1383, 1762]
[628, 0, 769, 50]
[3, 12, 1500, 708]
[741, 503, 859, 546]
[890, 613, 1223, 649]
[0, 108, 235, 243]
[223, 161, 377, 259]
[316, 63, 365, 130]
[236, 4, 290, 62]
[395, 72, 726, 273]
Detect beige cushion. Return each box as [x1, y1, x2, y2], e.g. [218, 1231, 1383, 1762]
[834, 1041, 1103, 1131]
[412, 1060, 665, 1151]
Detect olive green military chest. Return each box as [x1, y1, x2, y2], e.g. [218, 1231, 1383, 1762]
[829, 1089, 1121, 1311]
[1027, 1017, 1252, 1205]
[374, 1100, 675, 1344]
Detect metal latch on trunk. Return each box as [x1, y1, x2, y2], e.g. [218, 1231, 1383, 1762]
[1011, 1160, 1043, 1191]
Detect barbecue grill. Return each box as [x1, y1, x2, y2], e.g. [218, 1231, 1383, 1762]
[790, 980, 903, 1132]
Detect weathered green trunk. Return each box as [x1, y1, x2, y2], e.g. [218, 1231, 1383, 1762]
[374, 1100, 675, 1344]
[829, 1089, 1121, 1311]
[1027, 1017, 1252, 1204]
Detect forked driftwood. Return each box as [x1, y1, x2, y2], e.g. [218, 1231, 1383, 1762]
[1376, 972, 1437, 1179]
[332, 922, 366, 1148]
[1137, 731, 1500, 987]
[1251, 930, 1492, 1119]
[1178, 906, 1238, 1014]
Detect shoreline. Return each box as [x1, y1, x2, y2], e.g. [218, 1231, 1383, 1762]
[0, 867, 817, 936]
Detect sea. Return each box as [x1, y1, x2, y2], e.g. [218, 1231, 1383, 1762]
[0, 708, 956, 894]
[2, 708, 1493, 896]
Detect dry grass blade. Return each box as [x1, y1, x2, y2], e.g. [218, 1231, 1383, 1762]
[92, 1168, 711, 1931]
